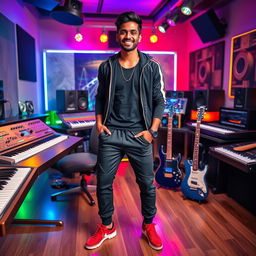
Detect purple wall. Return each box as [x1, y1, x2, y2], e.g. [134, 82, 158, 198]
[0, 0, 43, 113]
[186, 0, 256, 107]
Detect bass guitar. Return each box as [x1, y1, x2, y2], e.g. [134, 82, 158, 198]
[155, 105, 182, 188]
[181, 106, 208, 201]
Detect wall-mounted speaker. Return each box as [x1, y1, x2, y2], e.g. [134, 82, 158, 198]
[192, 89, 225, 111]
[25, 101, 34, 115]
[56, 90, 88, 113]
[191, 9, 226, 43]
[234, 87, 256, 109]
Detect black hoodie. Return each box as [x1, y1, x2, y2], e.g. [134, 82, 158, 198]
[95, 50, 166, 130]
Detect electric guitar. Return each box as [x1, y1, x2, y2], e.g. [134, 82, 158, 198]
[181, 106, 208, 201]
[155, 105, 182, 188]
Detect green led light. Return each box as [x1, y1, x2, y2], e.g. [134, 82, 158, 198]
[181, 7, 192, 16]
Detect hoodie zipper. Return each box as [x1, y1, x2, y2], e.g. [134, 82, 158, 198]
[139, 61, 150, 130]
[103, 60, 113, 125]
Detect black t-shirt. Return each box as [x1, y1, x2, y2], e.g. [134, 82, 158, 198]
[106, 61, 145, 130]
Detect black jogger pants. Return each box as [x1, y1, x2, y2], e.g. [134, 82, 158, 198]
[96, 128, 156, 225]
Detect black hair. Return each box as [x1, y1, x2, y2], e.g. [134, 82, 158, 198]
[115, 11, 142, 33]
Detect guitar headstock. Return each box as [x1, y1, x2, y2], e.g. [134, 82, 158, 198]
[197, 106, 206, 121]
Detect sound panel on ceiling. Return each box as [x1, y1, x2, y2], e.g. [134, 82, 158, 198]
[191, 9, 226, 43]
[192, 89, 225, 111]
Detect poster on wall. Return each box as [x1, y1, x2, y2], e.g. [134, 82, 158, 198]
[189, 41, 224, 90]
[229, 29, 256, 97]
[44, 50, 176, 111]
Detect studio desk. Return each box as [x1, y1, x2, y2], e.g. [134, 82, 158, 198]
[0, 119, 83, 236]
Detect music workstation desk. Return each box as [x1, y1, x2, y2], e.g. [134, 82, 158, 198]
[0, 119, 83, 236]
[209, 142, 256, 215]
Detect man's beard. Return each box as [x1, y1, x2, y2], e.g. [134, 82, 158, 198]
[120, 39, 139, 52]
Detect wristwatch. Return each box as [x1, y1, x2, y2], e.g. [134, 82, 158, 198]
[149, 129, 158, 138]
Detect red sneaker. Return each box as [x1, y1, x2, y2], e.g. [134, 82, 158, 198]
[142, 223, 163, 250]
[85, 223, 117, 250]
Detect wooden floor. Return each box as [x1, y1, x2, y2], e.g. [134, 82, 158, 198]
[1, 162, 256, 256]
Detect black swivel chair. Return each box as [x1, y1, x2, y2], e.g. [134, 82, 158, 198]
[51, 124, 98, 206]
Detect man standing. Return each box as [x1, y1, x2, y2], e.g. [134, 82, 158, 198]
[85, 11, 165, 251]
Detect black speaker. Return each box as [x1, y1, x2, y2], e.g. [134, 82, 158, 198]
[191, 9, 226, 43]
[25, 101, 34, 115]
[192, 89, 225, 111]
[56, 90, 89, 113]
[234, 88, 256, 110]
[77, 90, 88, 111]
[50, 0, 83, 26]
[0, 80, 5, 120]
[56, 90, 77, 113]
[18, 101, 27, 115]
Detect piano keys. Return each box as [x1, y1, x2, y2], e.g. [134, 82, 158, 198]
[0, 166, 33, 218]
[58, 112, 96, 129]
[210, 142, 256, 173]
[187, 122, 256, 140]
[0, 119, 68, 164]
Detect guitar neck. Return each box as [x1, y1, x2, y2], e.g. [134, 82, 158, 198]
[166, 116, 173, 160]
[192, 120, 201, 170]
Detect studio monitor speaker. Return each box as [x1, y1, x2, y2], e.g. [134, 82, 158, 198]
[18, 101, 27, 115]
[25, 101, 34, 115]
[191, 9, 226, 43]
[234, 87, 256, 109]
[192, 89, 225, 111]
[77, 90, 88, 111]
[56, 90, 88, 113]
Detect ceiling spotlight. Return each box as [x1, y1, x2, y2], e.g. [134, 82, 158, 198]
[158, 21, 170, 33]
[181, 0, 194, 16]
[167, 14, 179, 26]
[150, 27, 158, 43]
[51, 0, 83, 26]
[100, 27, 108, 43]
[75, 27, 83, 42]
